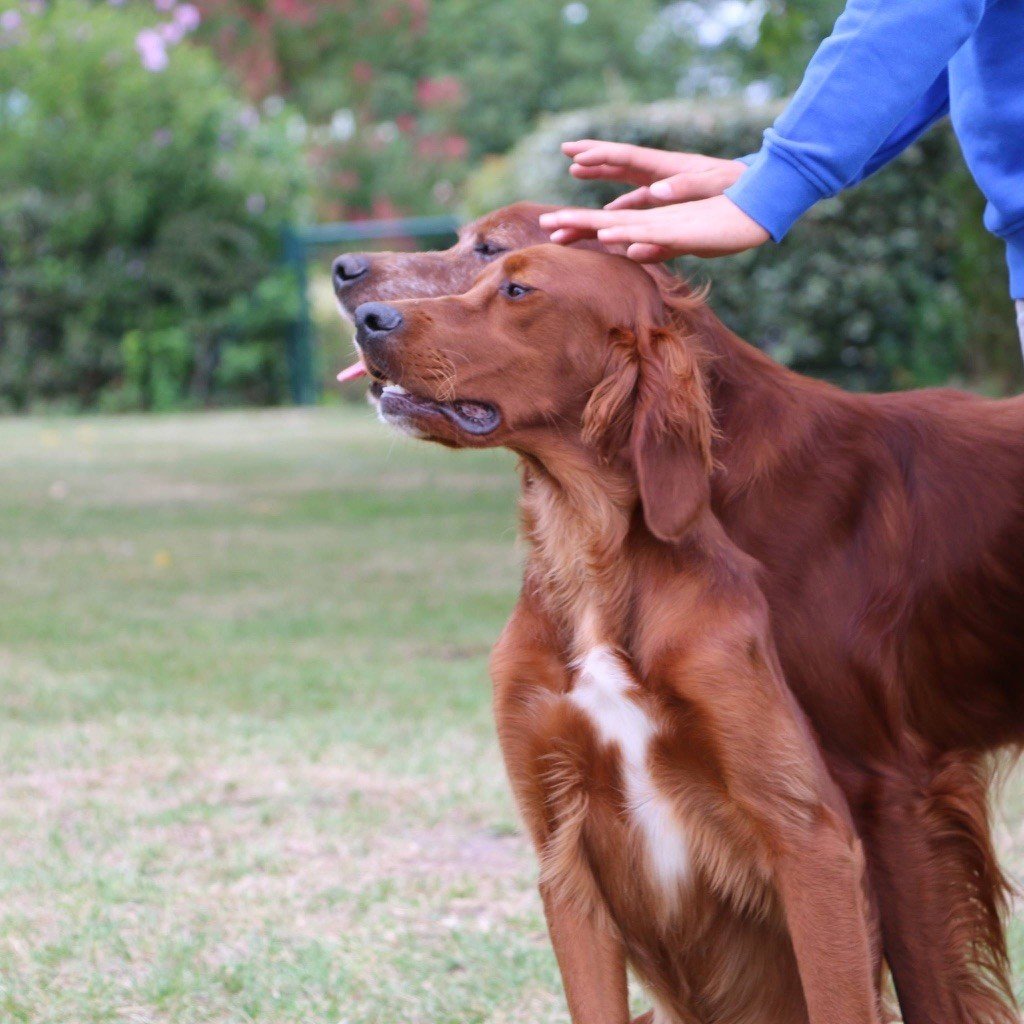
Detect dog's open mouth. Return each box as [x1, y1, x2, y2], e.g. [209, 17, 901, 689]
[337, 359, 500, 435]
[371, 380, 501, 436]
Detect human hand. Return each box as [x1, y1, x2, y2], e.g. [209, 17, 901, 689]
[563, 137, 746, 213]
[563, 139, 745, 207]
[550, 140, 754, 259]
[538, 194, 770, 263]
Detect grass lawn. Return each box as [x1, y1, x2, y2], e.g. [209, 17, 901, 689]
[0, 406, 1021, 1023]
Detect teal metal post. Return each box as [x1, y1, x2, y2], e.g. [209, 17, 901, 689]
[282, 226, 316, 405]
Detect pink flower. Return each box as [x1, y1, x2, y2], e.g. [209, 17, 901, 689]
[270, 0, 315, 25]
[158, 20, 184, 44]
[415, 133, 468, 161]
[406, 0, 429, 31]
[441, 134, 468, 160]
[0, 9, 22, 32]
[173, 3, 200, 32]
[395, 113, 417, 134]
[153, 0, 175, 10]
[415, 75, 462, 109]
[352, 61, 374, 85]
[135, 28, 168, 72]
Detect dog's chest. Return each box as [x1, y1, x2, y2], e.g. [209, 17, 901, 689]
[566, 645, 691, 894]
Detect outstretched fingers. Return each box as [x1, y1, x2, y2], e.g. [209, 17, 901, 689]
[569, 162, 654, 187]
[561, 139, 688, 185]
[541, 196, 769, 261]
[540, 207, 656, 233]
[548, 226, 595, 245]
[540, 206, 696, 257]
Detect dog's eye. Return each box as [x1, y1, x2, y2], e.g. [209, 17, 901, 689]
[474, 240, 506, 258]
[502, 281, 532, 300]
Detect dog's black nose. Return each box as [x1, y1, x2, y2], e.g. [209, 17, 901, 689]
[354, 302, 404, 348]
[332, 253, 370, 290]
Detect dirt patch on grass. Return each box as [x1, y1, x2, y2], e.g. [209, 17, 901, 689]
[392, 823, 529, 880]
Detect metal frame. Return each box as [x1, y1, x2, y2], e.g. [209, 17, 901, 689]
[282, 215, 460, 404]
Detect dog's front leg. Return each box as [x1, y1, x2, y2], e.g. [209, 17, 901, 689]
[657, 621, 882, 1024]
[771, 806, 881, 1024]
[714, 694, 882, 1024]
[542, 884, 630, 1024]
[490, 584, 630, 1024]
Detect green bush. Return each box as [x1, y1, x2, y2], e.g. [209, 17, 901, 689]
[0, 0, 309, 412]
[465, 99, 1019, 392]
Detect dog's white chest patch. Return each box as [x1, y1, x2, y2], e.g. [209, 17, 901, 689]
[568, 646, 690, 892]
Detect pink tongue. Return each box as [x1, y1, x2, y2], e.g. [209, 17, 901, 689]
[336, 360, 368, 384]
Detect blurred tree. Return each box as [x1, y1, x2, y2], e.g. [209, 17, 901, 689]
[194, 0, 697, 218]
[198, 0, 691, 144]
[746, 0, 845, 89]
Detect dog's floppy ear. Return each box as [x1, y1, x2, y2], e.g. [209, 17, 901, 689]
[582, 327, 640, 457]
[631, 325, 714, 542]
[583, 322, 714, 544]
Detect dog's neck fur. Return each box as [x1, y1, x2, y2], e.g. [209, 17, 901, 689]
[510, 307, 818, 660]
[515, 434, 635, 655]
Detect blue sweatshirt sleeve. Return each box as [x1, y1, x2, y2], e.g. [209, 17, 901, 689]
[733, 72, 949, 182]
[851, 70, 950, 184]
[724, 0, 987, 242]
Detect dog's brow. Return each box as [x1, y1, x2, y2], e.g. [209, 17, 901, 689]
[502, 254, 531, 276]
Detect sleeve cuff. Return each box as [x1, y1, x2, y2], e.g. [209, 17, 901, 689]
[724, 146, 829, 242]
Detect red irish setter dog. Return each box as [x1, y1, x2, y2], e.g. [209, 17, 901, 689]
[352, 244, 884, 1024]
[335, 205, 1024, 1024]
